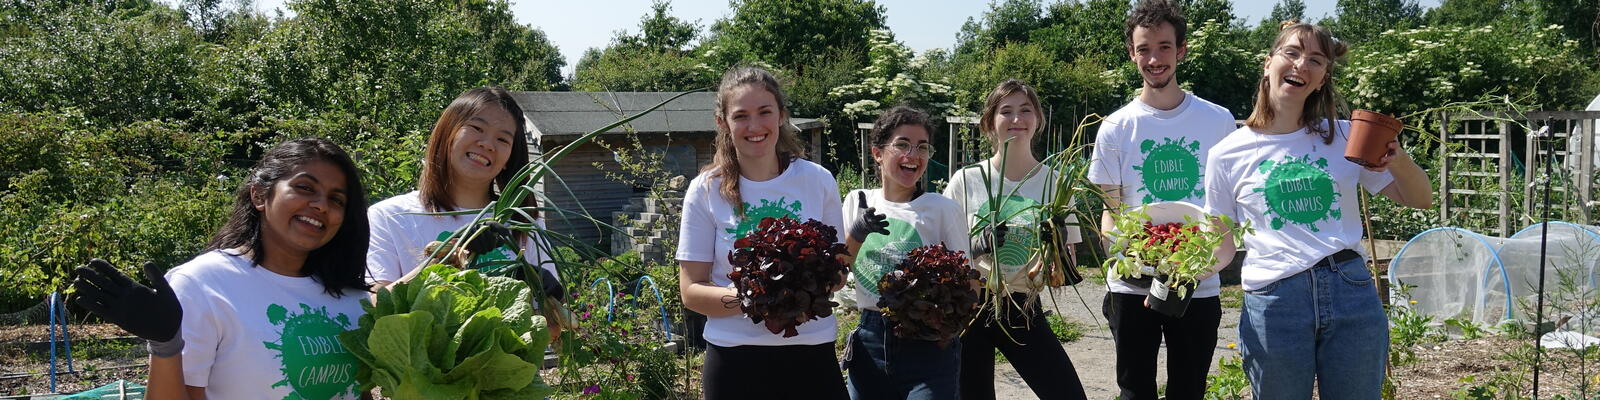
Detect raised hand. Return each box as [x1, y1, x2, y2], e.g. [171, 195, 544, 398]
[847, 191, 890, 243]
[73, 259, 184, 357]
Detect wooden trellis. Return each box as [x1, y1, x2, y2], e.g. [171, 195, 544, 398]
[1439, 111, 1598, 236]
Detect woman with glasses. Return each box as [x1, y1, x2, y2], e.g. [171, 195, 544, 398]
[839, 105, 971, 400]
[1202, 22, 1432, 398]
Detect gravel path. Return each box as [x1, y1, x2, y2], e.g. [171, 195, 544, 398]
[992, 283, 1245, 400]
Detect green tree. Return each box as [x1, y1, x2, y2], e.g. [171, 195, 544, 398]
[571, 0, 714, 92]
[830, 29, 959, 120]
[1426, 0, 1512, 26]
[705, 0, 886, 70]
[618, 0, 699, 53]
[1179, 18, 1259, 118]
[1342, 23, 1598, 116]
[1178, 0, 1237, 27]
[1031, 0, 1131, 64]
[1323, 0, 1424, 44]
[955, 0, 1045, 58]
[1250, 0, 1308, 47]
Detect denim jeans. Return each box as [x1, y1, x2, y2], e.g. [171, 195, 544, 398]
[1239, 253, 1388, 400]
[845, 310, 961, 400]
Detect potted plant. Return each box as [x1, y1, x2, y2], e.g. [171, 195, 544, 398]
[1102, 202, 1246, 317]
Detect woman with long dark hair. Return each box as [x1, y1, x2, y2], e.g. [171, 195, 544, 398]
[74, 137, 372, 399]
[365, 86, 561, 298]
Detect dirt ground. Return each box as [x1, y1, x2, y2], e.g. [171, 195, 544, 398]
[6, 307, 1596, 399]
[988, 284, 1245, 400]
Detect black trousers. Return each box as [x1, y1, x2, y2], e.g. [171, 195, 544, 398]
[959, 292, 1088, 400]
[703, 342, 848, 400]
[1102, 292, 1223, 400]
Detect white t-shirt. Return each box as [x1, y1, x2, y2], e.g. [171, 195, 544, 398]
[166, 250, 367, 400]
[674, 159, 845, 347]
[1089, 93, 1236, 297]
[841, 188, 970, 310]
[366, 191, 555, 284]
[943, 162, 1083, 294]
[1203, 120, 1396, 290]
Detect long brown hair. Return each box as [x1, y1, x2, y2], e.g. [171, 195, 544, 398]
[207, 137, 370, 298]
[1244, 22, 1350, 144]
[978, 79, 1045, 146]
[417, 86, 538, 218]
[704, 66, 806, 217]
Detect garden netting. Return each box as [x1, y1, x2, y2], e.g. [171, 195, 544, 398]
[1389, 222, 1600, 335]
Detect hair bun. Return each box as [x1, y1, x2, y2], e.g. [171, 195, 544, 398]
[1279, 19, 1300, 31]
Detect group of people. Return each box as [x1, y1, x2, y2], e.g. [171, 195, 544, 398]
[676, 1, 1430, 399]
[66, 0, 1433, 399]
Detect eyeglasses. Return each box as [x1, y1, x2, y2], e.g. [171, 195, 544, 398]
[881, 141, 934, 159]
[1275, 47, 1329, 70]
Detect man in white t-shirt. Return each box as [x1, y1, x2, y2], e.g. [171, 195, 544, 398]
[1087, 1, 1237, 399]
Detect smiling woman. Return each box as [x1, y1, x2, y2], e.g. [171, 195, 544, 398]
[364, 87, 563, 302]
[72, 137, 375, 400]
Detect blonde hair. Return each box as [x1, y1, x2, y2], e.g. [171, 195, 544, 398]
[1243, 22, 1350, 144]
[704, 66, 806, 217]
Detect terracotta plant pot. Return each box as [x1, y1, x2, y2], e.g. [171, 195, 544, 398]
[1146, 274, 1196, 318]
[1346, 109, 1403, 168]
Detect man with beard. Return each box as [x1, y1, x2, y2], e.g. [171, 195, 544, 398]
[1086, 1, 1239, 399]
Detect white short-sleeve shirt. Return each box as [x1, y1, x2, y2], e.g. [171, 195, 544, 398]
[841, 188, 970, 310]
[674, 159, 845, 347]
[365, 191, 554, 284]
[943, 162, 1082, 294]
[167, 250, 367, 400]
[1203, 120, 1396, 290]
[1088, 93, 1236, 297]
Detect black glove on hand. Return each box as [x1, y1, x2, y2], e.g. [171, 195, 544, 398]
[848, 191, 890, 243]
[523, 263, 567, 303]
[1040, 214, 1068, 242]
[971, 222, 1009, 257]
[73, 259, 184, 357]
[466, 221, 513, 255]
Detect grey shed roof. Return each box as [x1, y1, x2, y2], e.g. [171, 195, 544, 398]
[512, 91, 821, 139]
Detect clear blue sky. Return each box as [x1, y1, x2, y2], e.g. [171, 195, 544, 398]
[247, 0, 1442, 76]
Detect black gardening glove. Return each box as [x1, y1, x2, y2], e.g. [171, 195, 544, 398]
[465, 220, 513, 255]
[848, 191, 890, 243]
[1040, 214, 1069, 243]
[522, 263, 567, 304]
[971, 222, 1009, 257]
[73, 259, 184, 357]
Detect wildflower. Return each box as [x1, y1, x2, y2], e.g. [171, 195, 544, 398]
[1410, 300, 1418, 305]
[1227, 343, 1237, 349]
[583, 385, 601, 395]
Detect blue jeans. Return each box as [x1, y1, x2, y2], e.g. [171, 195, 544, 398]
[845, 310, 961, 400]
[1240, 253, 1388, 399]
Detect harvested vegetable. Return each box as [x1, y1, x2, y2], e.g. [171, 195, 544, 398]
[876, 243, 983, 345]
[338, 265, 554, 400]
[727, 216, 849, 337]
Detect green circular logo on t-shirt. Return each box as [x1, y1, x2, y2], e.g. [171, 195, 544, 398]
[726, 197, 804, 239]
[264, 303, 360, 400]
[975, 195, 1040, 269]
[435, 230, 517, 275]
[1253, 155, 1341, 232]
[855, 218, 923, 295]
[1135, 138, 1204, 202]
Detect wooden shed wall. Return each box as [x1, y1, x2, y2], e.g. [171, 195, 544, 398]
[541, 135, 714, 246]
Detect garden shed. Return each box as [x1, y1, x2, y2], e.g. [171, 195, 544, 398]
[512, 91, 826, 249]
